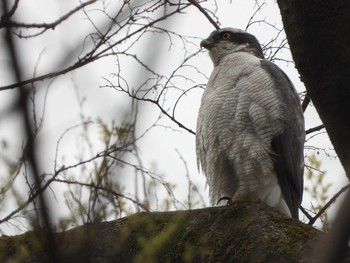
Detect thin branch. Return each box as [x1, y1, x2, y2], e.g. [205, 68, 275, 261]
[245, 2, 265, 31]
[0, 3, 191, 91]
[187, 0, 220, 29]
[53, 179, 151, 212]
[300, 206, 314, 221]
[0, 0, 19, 22]
[1, 0, 97, 37]
[302, 95, 310, 112]
[0, 146, 121, 225]
[129, 91, 195, 134]
[306, 124, 324, 135]
[3, 0, 56, 260]
[0, 57, 99, 91]
[308, 183, 350, 226]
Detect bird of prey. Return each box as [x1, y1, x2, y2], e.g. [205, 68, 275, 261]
[196, 28, 305, 219]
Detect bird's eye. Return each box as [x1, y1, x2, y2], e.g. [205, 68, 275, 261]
[222, 33, 231, 40]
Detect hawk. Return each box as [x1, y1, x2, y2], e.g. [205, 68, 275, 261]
[196, 28, 305, 219]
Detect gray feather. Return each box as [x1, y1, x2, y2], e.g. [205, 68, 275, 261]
[261, 60, 305, 219]
[196, 28, 305, 218]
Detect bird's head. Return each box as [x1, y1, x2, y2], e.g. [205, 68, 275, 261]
[201, 28, 264, 66]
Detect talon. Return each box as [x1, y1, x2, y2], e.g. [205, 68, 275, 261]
[217, 197, 232, 205]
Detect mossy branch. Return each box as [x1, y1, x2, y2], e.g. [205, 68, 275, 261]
[0, 202, 323, 263]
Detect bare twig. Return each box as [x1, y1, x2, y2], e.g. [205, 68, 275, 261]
[1, 0, 97, 37]
[3, 0, 56, 259]
[0, 146, 121, 225]
[308, 183, 350, 226]
[302, 95, 310, 112]
[188, 0, 220, 29]
[299, 206, 314, 221]
[103, 77, 196, 135]
[0, 0, 19, 21]
[306, 124, 324, 135]
[245, 2, 265, 31]
[0, 3, 191, 91]
[54, 179, 151, 212]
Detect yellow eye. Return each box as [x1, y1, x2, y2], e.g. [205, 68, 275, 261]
[222, 33, 231, 40]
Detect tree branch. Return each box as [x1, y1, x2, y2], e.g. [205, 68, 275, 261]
[0, 3, 191, 91]
[0, 0, 97, 37]
[3, 0, 56, 259]
[187, 0, 220, 29]
[306, 124, 324, 135]
[302, 94, 310, 112]
[0, 203, 324, 262]
[308, 183, 350, 226]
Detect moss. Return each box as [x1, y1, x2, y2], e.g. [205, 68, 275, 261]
[134, 214, 187, 262]
[182, 243, 195, 262]
[107, 212, 189, 262]
[0, 231, 45, 263]
[265, 220, 319, 263]
[175, 203, 259, 262]
[0, 204, 323, 263]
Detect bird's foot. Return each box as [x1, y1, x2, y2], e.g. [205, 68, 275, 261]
[217, 196, 261, 206]
[217, 197, 232, 205]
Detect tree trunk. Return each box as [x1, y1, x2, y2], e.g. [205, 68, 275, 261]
[0, 203, 321, 263]
[276, 2, 350, 262]
[276, 0, 350, 177]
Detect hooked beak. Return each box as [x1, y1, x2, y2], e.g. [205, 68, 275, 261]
[200, 38, 214, 50]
